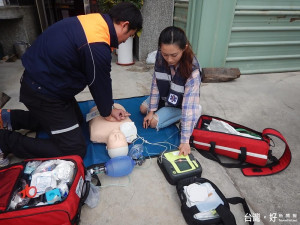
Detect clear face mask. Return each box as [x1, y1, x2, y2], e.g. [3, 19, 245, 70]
[120, 122, 138, 143]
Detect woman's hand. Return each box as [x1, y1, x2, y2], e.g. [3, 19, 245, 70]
[178, 143, 191, 156]
[143, 111, 154, 128]
[105, 108, 131, 122]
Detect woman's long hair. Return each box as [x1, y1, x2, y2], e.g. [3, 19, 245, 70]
[158, 26, 195, 79]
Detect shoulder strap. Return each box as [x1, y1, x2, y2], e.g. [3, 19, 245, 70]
[242, 128, 291, 176]
[72, 170, 91, 225]
[215, 197, 254, 225]
[215, 204, 237, 225]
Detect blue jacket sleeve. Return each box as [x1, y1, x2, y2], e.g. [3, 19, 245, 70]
[80, 42, 113, 117]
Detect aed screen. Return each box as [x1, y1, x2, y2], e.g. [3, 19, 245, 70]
[175, 160, 192, 171]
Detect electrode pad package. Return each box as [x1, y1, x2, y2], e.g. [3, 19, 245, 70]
[183, 182, 223, 215]
[120, 122, 138, 143]
[157, 150, 202, 185]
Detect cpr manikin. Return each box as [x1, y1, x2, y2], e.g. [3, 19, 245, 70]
[89, 103, 137, 158]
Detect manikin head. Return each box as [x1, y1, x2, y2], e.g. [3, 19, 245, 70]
[107, 129, 129, 158]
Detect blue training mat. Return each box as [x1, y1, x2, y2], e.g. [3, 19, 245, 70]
[79, 96, 180, 167]
[37, 96, 180, 167]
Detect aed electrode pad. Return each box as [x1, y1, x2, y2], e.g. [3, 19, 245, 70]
[157, 150, 202, 185]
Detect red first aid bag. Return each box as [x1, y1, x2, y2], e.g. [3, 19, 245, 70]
[0, 155, 89, 225]
[190, 115, 291, 176]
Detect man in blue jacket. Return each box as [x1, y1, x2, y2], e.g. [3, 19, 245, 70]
[0, 2, 142, 165]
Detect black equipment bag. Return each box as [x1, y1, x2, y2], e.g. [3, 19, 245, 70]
[176, 176, 254, 225]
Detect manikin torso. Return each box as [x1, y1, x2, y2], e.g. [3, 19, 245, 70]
[89, 103, 134, 158]
[89, 103, 132, 144]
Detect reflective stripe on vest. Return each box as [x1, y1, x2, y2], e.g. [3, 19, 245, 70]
[156, 72, 171, 81]
[156, 72, 185, 93]
[171, 82, 184, 94]
[77, 13, 110, 45]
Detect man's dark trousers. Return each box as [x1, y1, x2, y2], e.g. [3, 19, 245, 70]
[0, 79, 86, 159]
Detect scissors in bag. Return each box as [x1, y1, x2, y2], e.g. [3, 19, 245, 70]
[19, 184, 37, 198]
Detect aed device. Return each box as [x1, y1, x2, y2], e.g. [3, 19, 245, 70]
[157, 150, 202, 185]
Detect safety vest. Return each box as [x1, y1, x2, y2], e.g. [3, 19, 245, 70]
[155, 51, 200, 108]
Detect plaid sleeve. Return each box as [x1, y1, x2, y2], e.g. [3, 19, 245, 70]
[180, 69, 201, 143]
[149, 72, 160, 111]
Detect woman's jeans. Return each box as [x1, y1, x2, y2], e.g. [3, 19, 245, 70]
[142, 97, 181, 129]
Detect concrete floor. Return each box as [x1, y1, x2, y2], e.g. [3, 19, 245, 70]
[0, 58, 299, 225]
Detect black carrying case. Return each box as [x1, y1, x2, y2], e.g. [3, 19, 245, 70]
[176, 177, 254, 225]
[157, 150, 254, 224]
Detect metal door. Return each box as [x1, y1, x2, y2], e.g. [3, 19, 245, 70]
[226, 0, 300, 74]
[186, 0, 300, 74]
[173, 0, 189, 32]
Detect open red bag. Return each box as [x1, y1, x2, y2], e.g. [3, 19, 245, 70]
[0, 155, 89, 225]
[190, 115, 291, 176]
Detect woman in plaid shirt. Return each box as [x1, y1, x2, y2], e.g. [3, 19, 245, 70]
[140, 26, 202, 156]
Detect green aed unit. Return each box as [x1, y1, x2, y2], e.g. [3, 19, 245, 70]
[157, 150, 202, 185]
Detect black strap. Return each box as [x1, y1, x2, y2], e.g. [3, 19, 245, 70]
[227, 197, 254, 225]
[214, 197, 254, 225]
[238, 147, 247, 162]
[215, 204, 237, 225]
[189, 205, 201, 216]
[198, 141, 281, 172]
[92, 174, 102, 186]
[199, 142, 250, 168]
[80, 180, 91, 204]
[72, 179, 90, 225]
